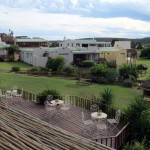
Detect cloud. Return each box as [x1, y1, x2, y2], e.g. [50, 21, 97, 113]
[0, 1, 150, 40]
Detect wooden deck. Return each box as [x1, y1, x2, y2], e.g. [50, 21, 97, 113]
[2, 98, 124, 149]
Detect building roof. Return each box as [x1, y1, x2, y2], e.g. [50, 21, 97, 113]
[19, 48, 34, 52]
[0, 101, 112, 150]
[76, 39, 111, 44]
[99, 47, 120, 52]
[15, 38, 48, 43]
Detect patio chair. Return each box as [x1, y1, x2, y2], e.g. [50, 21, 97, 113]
[107, 109, 121, 133]
[0, 89, 6, 101]
[82, 111, 94, 134]
[15, 88, 23, 101]
[64, 95, 71, 106]
[90, 104, 99, 113]
[46, 95, 53, 103]
[44, 100, 56, 119]
[5, 92, 13, 105]
[96, 118, 108, 137]
[61, 104, 70, 118]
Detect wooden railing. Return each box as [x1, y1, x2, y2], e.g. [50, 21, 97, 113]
[22, 90, 130, 149]
[98, 122, 130, 149]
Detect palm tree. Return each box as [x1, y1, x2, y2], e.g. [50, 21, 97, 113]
[6, 45, 19, 61]
[100, 88, 114, 106]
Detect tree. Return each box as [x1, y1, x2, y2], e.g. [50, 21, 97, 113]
[46, 56, 66, 72]
[6, 45, 19, 61]
[119, 64, 139, 80]
[50, 42, 59, 47]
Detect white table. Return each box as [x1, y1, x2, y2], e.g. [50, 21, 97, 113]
[91, 112, 107, 119]
[51, 100, 64, 106]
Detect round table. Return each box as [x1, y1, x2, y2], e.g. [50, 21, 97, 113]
[51, 100, 64, 106]
[91, 112, 107, 119]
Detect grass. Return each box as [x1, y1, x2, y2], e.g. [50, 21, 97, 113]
[0, 73, 142, 110]
[0, 62, 33, 71]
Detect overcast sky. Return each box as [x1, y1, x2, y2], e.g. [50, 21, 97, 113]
[0, 0, 150, 40]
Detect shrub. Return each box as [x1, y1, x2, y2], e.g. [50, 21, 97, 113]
[91, 64, 108, 76]
[106, 68, 118, 83]
[122, 79, 133, 87]
[100, 88, 114, 107]
[63, 65, 76, 75]
[46, 56, 66, 71]
[124, 97, 150, 144]
[119, 64, 139, 80]
[29, 67, 38, 71]
[36, 89, 60, 104]
[11, 66, 20, 72]
[123, 140, 145, 150]
[39, 67, 49, 71]
[81, 60, 96, 67]
[91, 76, 108, 84]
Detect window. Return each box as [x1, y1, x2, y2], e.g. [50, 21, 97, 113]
[82, 44, 88, 47]
[89, 44, 96, 46]
[76, 43, 80, 47]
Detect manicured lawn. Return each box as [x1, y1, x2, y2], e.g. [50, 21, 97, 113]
[136, 58, 150, 80]
[0, 73, 142, 110]
[0, 62, 32, 71]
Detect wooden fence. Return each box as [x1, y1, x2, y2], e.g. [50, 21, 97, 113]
[22, 90, 130, 150]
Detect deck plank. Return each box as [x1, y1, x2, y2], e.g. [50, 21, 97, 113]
[2, 98, 122, 149]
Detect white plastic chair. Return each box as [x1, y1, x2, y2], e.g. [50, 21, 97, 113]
[107, 110, 121, 132]
[0, 89, 6, 101]
[97, 118, 108, 136]
[46, 95, 53, 102]
[90, 104, 99, 112]
[82, 111, 94, 134]
[44, 101, 56, 119]
[61, 104, 70, 118]
[15, 88, 23, 101]
[5, 92, 13, 105]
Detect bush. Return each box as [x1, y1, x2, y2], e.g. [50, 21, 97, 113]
[29, 67, 38, 71]
[63, 65, 76, 75]
[106, 68, 118, 83]
[39, 67, 49, 71]
[81, 60, 96, 67]
[119, 64, 139, 80]
[100, 88, 114, 107]
[36, 89, 60, 104]
[123, 140, 145, 150]
[11, 66, 20, 72]
[46, 56, 66, 71]
[122, 79, 133, 87]
[124, 97, 150, 144]
[91, 76, 108, 84]
[91, 64, 108, 76]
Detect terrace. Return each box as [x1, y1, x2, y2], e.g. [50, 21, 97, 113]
[1, 90, 130, 150]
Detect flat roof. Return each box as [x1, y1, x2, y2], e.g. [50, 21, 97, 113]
[99, 47, 120, 52]
[76, 39, 111, 44]
[16, 38, 48, 42]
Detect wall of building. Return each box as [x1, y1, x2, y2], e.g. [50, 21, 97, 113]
[46, 47, 73, 64]
[114, 41, 131, 49]
[33, 56, 48, 67]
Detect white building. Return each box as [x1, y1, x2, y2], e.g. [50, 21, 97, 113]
[20, 38, 133, 67]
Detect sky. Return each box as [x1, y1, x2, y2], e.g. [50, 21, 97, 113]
[0, 0, 150, 40]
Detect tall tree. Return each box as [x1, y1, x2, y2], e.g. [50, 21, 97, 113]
[6, 45, 19, 61]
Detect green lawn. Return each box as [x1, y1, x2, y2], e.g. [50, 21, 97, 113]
[0, 73, 142, 110]
[137, 58, 150, 79]
[0, 62, 32, 71]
